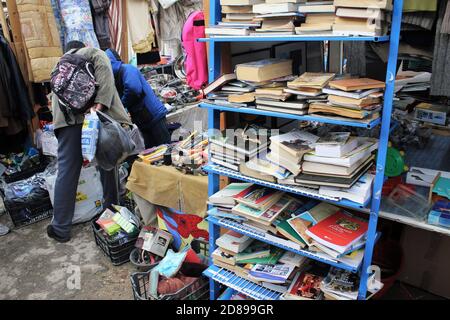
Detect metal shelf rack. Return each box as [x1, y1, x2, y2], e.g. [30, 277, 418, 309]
[199, 102, 382, 129]
[203, 265, 283, 300]
[203, 0, 404, 300]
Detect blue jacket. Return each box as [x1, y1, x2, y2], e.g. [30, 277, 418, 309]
[106, 49, 167, 126]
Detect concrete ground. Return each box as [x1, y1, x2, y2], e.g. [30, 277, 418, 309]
[0, 198, 135, 300]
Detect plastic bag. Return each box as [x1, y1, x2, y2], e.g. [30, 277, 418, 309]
[45, 165, 104, 224]
[129, 124, 145, 155]
[95, 110, 135, 171]
[81, 110, 100, 162]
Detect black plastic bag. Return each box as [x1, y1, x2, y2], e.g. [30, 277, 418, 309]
[95, 110, 135, 171]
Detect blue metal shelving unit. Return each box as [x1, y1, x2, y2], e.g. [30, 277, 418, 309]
[203, 0, 404, 301]
[199, 102, 382, 129]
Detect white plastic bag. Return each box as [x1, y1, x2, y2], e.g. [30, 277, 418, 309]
[40, 131, 58, 157]
[81, 110, 100, 162]
[45, 166, 104, 224]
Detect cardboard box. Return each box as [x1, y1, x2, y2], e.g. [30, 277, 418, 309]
[399, 226, 450, 298]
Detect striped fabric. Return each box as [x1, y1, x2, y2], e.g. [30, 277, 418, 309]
[108, 0, 122, 53]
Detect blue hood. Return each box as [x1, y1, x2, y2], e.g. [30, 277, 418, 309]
[105, 49, 122, 75]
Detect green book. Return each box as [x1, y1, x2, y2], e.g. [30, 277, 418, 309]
[274, 218, 307, 248]
[237, 247, 284, 265]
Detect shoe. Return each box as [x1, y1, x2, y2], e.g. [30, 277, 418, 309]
[47, 225, 71, 243]
[0, 224, 9, 236]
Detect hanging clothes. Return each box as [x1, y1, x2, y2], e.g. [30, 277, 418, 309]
[15, 0, 63, 82]
[431, 0, 450, 97]
[0, 35, 34, 136]
[157, 0, 202, 57]
[108, 0, 122, 53]
[58, 0, 100, 50]
[127, 0, 156, 54]
[51, 0, 66, 47]
[89, 0, 112, 50]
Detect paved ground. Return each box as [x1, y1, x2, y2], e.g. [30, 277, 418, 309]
[0, 198, 135, 300]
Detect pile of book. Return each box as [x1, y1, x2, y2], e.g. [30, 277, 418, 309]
[296, 1, 336, 35]
[208, 184, 369, 268]
[332, 0, 390, 37]
[205, 0, 393, 38]
[267, 129, 319, 176]
[295, 132, 378, 205]
[209, 124, 270, 171]
[204, 58, 317, 116]
[310, 77, 385, 121]
[212, 229, 314, 294]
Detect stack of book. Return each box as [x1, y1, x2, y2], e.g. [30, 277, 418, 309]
[209, 126, 270, 171]
[309, 77, 385, 120]
[253, 12, 304, 35]
[208, 182, 254, 214]
[295, 132, 377, 203]
[267, 129, 319, 176]
[286, 72, 335, 97]
[332, 0, 390, 37]
[296, 1, 335, 35]
[221, 0, 262, 23]
[212, 230, 309, 293]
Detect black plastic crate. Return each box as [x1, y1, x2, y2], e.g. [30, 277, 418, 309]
[91, 220, 138, 266]
[130, 270, 209, 300]
[2, 195, 53, 229]
[2, 154, 50, 184]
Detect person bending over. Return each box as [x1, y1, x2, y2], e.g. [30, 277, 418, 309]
[105, 49, 171, 148]
[47, 41, 132, 243]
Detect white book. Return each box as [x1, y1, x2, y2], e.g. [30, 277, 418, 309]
[298, 4, 335, 13]
[266, 151, 301, 175]
[220, 0, 264, 5]
[266, 0, 305, 3]
[279, 251, 307, 268]
[253, 3, 299, 14]
[322, 87, 381, 99]
[211, 157, 240, 171]
[205, 27, 250, 36]
[255, 99, 308, 110]
[304, 137, 378, 167]
[256, 105, 309, 115]
[270, 129, 319, 145]
[302, 154, 371, 176]
[225, 13, 256, 20]
[314, 136, 359, 158]
[319, 173, 375, 205]
[216, 230, 254, 254]
[209, 183, 253, 206]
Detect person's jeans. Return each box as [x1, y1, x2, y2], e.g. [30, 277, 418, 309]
[52, 124, 118, 237]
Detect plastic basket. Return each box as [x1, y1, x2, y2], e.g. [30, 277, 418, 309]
[91, 220, 138, 266]
[129, 247, 162, 272]
[130, 270, 209, 300]
[2, 194, 53, 229]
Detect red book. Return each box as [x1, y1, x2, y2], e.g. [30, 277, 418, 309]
[305, 210, 368, 254]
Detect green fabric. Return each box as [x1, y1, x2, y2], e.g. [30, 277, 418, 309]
[52, 47, 132, 130]
[403, 0, 437, 12]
